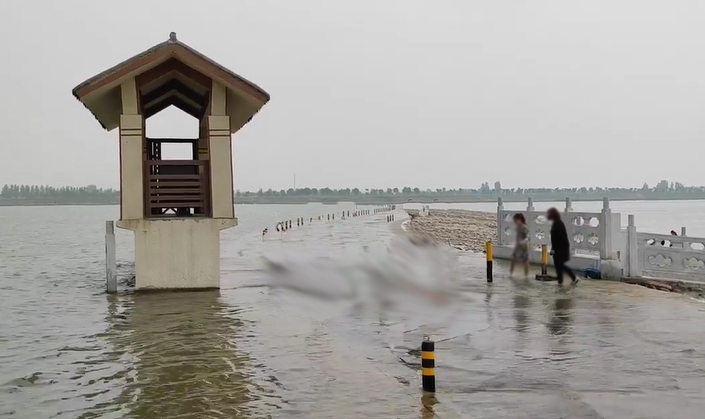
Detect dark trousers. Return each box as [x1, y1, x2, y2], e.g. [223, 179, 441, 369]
[553, 257, 576, 284]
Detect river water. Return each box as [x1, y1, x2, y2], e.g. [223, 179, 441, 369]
[2, 201, 705, 418]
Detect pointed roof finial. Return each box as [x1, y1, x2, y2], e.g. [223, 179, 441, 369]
[168, 32, 178, 42]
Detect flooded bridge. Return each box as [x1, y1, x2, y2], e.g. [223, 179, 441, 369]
[2, 205, 705, 418]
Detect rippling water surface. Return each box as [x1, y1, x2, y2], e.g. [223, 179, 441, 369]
[2, 202, 705, 418]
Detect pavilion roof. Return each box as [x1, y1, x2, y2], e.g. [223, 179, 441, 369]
[72, 32, 270, 133]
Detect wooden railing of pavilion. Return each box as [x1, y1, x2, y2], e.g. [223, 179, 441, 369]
[145, 160, 210, 217]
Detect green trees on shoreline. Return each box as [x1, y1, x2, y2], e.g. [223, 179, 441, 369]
[0, 184, 118, 201]
[2, 180, 705, 203]
[234, 180, 705, 199]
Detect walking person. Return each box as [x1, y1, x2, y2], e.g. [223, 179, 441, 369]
[547, 208, 578, 286]
[510, 213, 530, 278]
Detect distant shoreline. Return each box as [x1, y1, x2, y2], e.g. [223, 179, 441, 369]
[231, 195, 705, 205]
[3, 195, 705, 207]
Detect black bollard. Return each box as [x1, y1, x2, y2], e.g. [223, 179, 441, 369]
[486, 241, 493, 283]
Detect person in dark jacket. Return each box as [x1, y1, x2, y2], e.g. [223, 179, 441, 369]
[547, 207, 577, 285]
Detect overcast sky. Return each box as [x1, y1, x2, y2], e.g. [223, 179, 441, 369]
[1, 0, 703, 191]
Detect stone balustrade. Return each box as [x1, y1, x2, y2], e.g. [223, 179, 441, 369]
[494, 197, 705, 282]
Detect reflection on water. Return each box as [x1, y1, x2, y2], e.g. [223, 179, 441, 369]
[513, 294, 531, 334]
[87, 292, 254, 418]
[419, 394, 437, 419]
[547, 297, 574, 336]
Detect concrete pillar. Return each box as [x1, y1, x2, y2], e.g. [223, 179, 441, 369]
[208, 115, 234, 219]
[119, 114, 144, 220]
[600, 197, 613, 260]
[118, 78, 143, 220]
[105, 221, 117, 293]
[565, 197, 575, 255]
[496, 197, 505, 245]
[681, 226, 689, 250]
[627, 214, 640, 277]
[527, 197, 534, 212]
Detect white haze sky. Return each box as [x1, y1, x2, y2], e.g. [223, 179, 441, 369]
[1, 0, 703, 191]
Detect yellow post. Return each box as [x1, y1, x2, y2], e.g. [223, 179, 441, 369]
[485, 241, 493, 283]
[541, 244, 548, 275]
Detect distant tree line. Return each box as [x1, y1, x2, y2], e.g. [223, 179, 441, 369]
[235, 180, 705, 198]
[0, 184, 118, 201]
[2, 180, 704, 205]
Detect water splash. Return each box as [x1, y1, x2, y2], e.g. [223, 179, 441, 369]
[261, 236, 469, 346]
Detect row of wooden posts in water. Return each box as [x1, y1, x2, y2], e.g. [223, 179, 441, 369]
[271, 205, 395, 233]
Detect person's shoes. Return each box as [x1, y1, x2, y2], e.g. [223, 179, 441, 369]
[571, 278, 579, 286]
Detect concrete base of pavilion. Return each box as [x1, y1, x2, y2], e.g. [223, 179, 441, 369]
[117, 218, 237, 290]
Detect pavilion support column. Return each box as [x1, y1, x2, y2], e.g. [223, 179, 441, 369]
[119, 114, 144, 219]
[198, 118, 210, 161]
[118, 78, 144, 220]
[208, 115, 234, 218]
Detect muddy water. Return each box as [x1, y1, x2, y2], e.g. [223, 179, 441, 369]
[2, 204, 705, 418]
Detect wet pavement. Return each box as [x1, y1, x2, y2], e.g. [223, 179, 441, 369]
[227, 212, 705, 418]
[2, 205, 705, 418]
[427, 254, 705, 418]
[244, 214, 705, 418]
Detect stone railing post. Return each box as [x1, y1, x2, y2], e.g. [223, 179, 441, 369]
[627, 214, 640, 277]
[527, 197, 534, 212]
[497, 197, 504, 245]
[600, 197, 612, 260]
[565, 197, 574, 255]
[681, 226, 689, 250]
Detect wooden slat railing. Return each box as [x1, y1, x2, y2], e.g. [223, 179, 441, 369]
[145, 160, 210, 217]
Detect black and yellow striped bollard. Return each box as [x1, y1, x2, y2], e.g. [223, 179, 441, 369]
[485, 241, 493, 283]
[421, 336, 436, 392]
